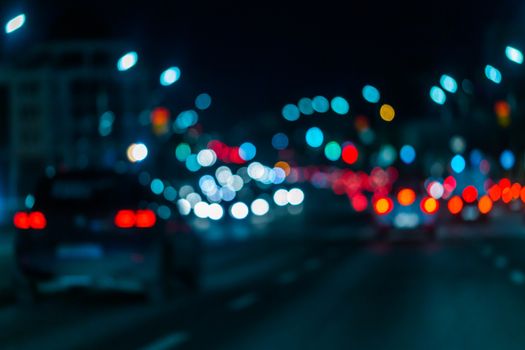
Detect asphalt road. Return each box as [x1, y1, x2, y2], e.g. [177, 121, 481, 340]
[2, 220, 525, 350]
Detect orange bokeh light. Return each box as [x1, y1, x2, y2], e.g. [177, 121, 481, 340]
[397, 188, 416, 206]
[447, 195, 463, 215]
[478, 195, 493, 214]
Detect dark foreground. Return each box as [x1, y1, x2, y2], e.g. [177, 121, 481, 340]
[2, 221, 525, 350]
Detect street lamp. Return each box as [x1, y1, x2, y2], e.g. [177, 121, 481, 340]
[117, 51, 138, 71]
[5, 13, 25, 34]
[160, 66, 181, 86]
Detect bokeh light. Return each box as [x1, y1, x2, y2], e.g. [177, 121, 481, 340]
[506, 46, 523, 64]
[282, 104, 300, 121]
[272, 133, 289, 150]
[239, 142, 257, 161]
[500, 150, 515, 170]
[195, 93, 212, 110]
[451, 154, 466, 174]
[312, 96, 330, 113]
[305, 127, 324, 148]
[160, 66, 181, 86]
[430, 86, 446, 104]
[342, 144, 358, 165]
[439, 74, 458, 93]
[324, 141, 342, 161]
[379, 104, 395, 122]
[400, 145, 416, 164]
[485, 65, 502, 84]
[362, 85, 380, 103]
[330, 97, 349, 115]
[117, 51, 138, 71]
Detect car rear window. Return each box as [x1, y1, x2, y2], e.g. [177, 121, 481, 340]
[35, 173, 152, 211]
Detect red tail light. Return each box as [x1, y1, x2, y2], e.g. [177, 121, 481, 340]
[13, 211, 47, 230]
[115, 209, 156, 229]
[373, 197, 393, 215]
[421, 197, 439, 215]
[136, 210, 156, 228]
[114, 210, 136, 228]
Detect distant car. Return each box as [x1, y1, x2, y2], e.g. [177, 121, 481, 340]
[372, 188, 438, 239]
[12, 170, 201, 303]
[447, 186, 492, 223]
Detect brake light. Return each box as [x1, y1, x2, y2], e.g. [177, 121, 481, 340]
[447, 195, 463, 215]
[13, 211, 47, 230]
[115, 209, 156, 229]
[478, 195, 493, 214]
[421, 197, 439, 215]
[488, 185, 501, 202]
[114, 210, 136, 228]
[397, 188, 415, 206]
[136, 210, 156, 228]
[462, 186, 478, 204]
[374, 197, 393, 215]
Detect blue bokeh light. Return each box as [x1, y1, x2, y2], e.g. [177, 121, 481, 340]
[160, 66, 181, 86]
[485, 65, 502, 84]
[239, 142, 257, 161]
[500, 150, 515, 170]
[312, 96, 329, 113]
[440, 74, 458, 93]
[282, 104, 300, 121]
[195, 93, 212, 110]
[506, 46, 523, 64]
[272, 133, 289, 150]
[451, 154, 466, 173]
[362, 85, 380, 103]
[331, 97, 349, 115]
[298, 98, 314, 115]
[430, 86, 446, 105]
[400, 145, 416, 164]
[305, 127, 324, 148]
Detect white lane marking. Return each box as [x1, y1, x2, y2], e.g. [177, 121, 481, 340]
[141, 331, 190, 350]
[510, 270, 525, 285]
[228, 293, 258, 311]
[494, 256, 508, 269]
[303, 258, 321, 271]
[276, 271, 298, 285]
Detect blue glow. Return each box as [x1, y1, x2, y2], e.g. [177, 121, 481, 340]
[239, 142, 256, 161]
[298, 98, 314, 115]
[439, 74, 458, 93]
[451, 155, 466, 174]
[399, 145, 416, 164]
[500, 150, 515, 170]
[330, 97, 349, 115]
[272, 133, 289, 150]
[195, 93, 212, 110]
[185, 154, 201, 172]
[362, 85, 380, 103]
[485, 65, 502, 84]
[506, 46, 523, 64]
[470, 149, 483, 167]
[150, 179, 164, 195]
[174, 110, 198, 130]
[305, 127, 324, 148]
[430, 86, 446, 105]
[5, 14, 25, 34]
[117, 52, 138, 71]
[312, 96, 329, 113]
[282, 104, 300, 121]
[160, 66, 181, 86]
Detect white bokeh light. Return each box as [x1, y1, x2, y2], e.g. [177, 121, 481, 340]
[230, 202, 249, 219]
[251, 198, 270, 216]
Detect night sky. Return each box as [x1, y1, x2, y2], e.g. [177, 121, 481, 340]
[2, 0, 522, 126]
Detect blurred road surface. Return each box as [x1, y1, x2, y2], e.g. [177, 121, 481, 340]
[2, 217, 525, 349]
